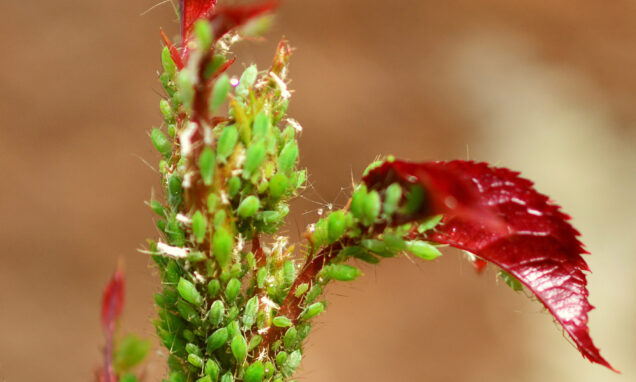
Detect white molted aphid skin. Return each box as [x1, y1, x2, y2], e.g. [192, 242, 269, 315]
[176, 213, 192, 224]
[157, 242, 189, 258]
[193, 271, 206, 284]
[180, 122, 198, 158]
[287, 118, 303, 133]
[182, 171, 194, 189]
[269, 72, 291, 99]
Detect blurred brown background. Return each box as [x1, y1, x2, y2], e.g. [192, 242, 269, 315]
[1, 0, 635, 381]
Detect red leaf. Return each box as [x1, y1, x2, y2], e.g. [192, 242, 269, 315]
[210, 0, 279, 40]
[181, 0, 217, 42]
[363, 159, 615, 371]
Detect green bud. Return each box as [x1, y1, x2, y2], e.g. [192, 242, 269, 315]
[177, 278, 202, 306]
[499, 270, 523, 291]
[220, 372, 234, 382]
[294, 283, 309, 297]
[278, 141, 298, 175]
[207, 279, 221, 298]
[275, 351, 288, 366]
[350, 185, 368, 220]
[206, 327, 228, 352]
[205, 359, 220, 380]
[191, 210, 207, 243]
[225, 278, 241, 302]
[199, 147, 216, 186]
[161, 46, 177, 77]
[242, 296, 259, 329]
[212, 226, 233, 269]
[383, 183, 402, 218]
[210, 74, 231, 113]
[244, 361, 265, 382]
[231, 334, 248, 363]
[243, 140, 266, 178]
[272, 316, 293, 328]
[301, 302, 324, 321]
[217, 125, 239, 162]
[208, 300, 225, 327]
[177, 70, 194, 108]
[168, 175, 183, 209]
[327, 211, 347, 243]
[406, 240, 441, 260]
[268, 173, 288, 199]
[236, 65, 258, 98]
[362, 190, 381, 225]
[151, 128, 172, 159]
[194, 20, 213, 51]
[283, 326, 297, 350]
[187, 353, 204, 368]
[237, 195, 260, 218]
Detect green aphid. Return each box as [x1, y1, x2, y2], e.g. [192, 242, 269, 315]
[383, 183, 402, 218]
[264, 361, 275, 378]
[322, 264, 362, 281]
[296, 322, 312, 341]
[243, 140, 267, 179]
[205, 359, 220, 381]
[159, 99, 175, 123]
[224, 278, 241, 302]
[228, 176, 241, 198]
[182, 329, 195, 342]
[210, 74, 231, 113]
[383, 233, 406, 252]
[161, 46, 177, 77]
[256, 267, 267, 289]
[294, 283, 309, 298]
[187, 250, 206, 262]
[119, 374, 139, 382]
[213, 210, 227, 228]
[311, 217, 328, 248]
[226, 319, 240, 338]
[168, 175, 183, 209]
[151, 128, 172, 159]
[327, 210, 347, 243]
[176, 70, 194, 109]
[499, 270, 523, 291]
[268, 173, 288, 199]
[238, 195, 260, 218]
[246, 252, 256, 270]
[361, 238, 395, 258]
[216, 125, 239, 162]
[176, 299, 200, 324]
[252, 111, 270, 139]
[277, 141, 298, 175]
[114, 334, 151, 372]
[196, 376, 212, 382]
[207, 279, 221, 298]
[149, 200, 165, 217]
[244, 361, 265, 382]
[206, 327, 228, 352]
[208, 300, 225, 327]
[187, 353, 204, 368]
[283, 326, 297, 350]
[167, 123, 176, 138]
[242, 296, 259, 329]
[340, 246, 379, 264]
[162, 286, 179, 304]
[166, 217, 186, 246]
[193, 20, 213, 51]
[247, 334, 262, 351]
[207, 194, 219, 213]
[304, 284, 322, 304]
[204, 54, 227, 79]
[402, 184, 426, 215]
[177, 278, 202, 306]
[168, 372, 187, 382]
[406, 240, 441, 260]
[153, 292, 165, 306]
[199, 147, 216, 186]
[185, 343, 202, 356]
[362, 190, 381, 226]
[191, 210, 207, 243]
[282, 260, 296, 288]
[272, 316, 293, 328]
[220, 372, 234, 382]
[231, 334, 248, 363]
[275, 351, 288, 366]
[283, 350, 302, 376]
[164, 260, 181, 283]
[212, 226, 233, 269]
[301, 302, 324, 321]
[236, 65, 258, 98]
[350, 185, 368, 220]
[418, 214, 443, 233]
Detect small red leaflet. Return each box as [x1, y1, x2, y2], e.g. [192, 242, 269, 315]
[363, 159, 616, 371]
